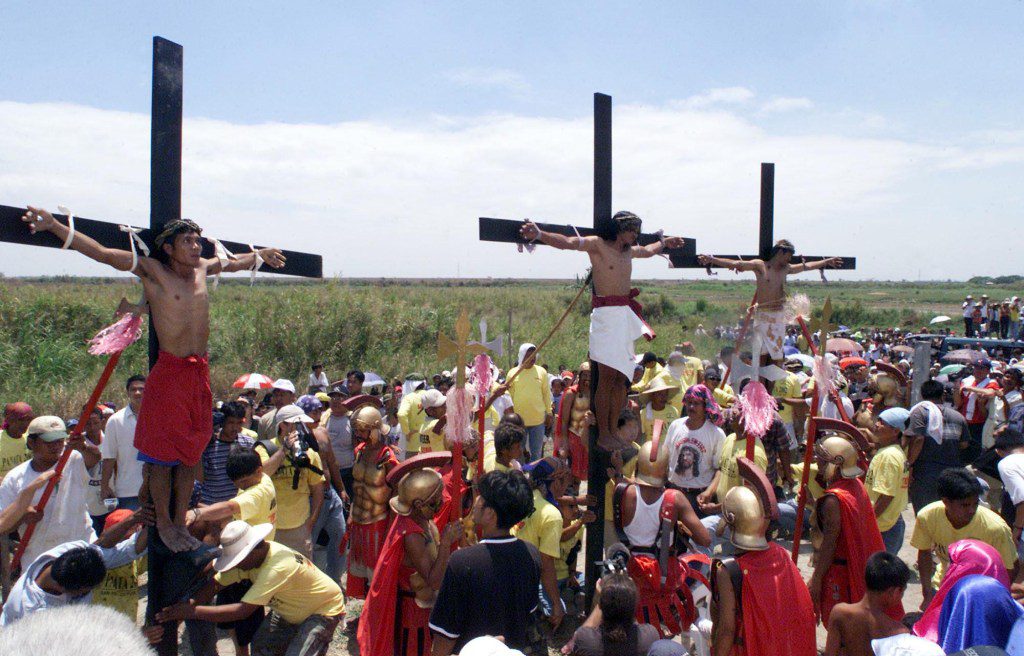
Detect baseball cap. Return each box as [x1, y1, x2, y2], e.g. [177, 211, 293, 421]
[295, 394, 323, 415]
[26, 416, 69, 442]
[271, 379, 296, 393]
[878, 407, 910, 432]
[273, 404, 314, 433]
[327, 384, 347, 397]
[420, 389, 447, 409]
[315, 392, 331, 405]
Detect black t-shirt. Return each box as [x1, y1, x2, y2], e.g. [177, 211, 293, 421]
[429, 536, 541, 651]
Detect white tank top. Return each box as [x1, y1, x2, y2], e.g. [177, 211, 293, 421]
[623, 490, 665, 547]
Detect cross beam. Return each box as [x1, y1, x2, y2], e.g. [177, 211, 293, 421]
[668, 163, 857, 270]
[478, 93, 697, 259]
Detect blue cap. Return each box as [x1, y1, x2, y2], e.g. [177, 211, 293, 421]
[879, 407, 910, 432]
[296, 394, 324, 414]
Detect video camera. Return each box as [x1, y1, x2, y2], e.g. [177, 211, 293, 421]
[289, 422, 323, 489]
[597, 543, 631, 577]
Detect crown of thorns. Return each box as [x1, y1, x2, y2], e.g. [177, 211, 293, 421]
[154, 218, 203, 249]
[612, 211, 642, 232]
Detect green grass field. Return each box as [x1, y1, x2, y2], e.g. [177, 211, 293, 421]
[3, 277, 1019, 417]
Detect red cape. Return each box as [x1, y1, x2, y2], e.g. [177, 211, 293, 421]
[357, 514, 423, 656]
[435, 463, 468, 531]
[738, 543, 817, 656]
[825, 478, 903, 621]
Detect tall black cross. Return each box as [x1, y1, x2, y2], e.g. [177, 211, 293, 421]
[0, 37, 322, 655]
[667, 162, 857, 270]
[479, 93, 696, 607]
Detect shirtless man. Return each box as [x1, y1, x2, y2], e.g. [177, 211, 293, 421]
[699, 241, 841, 370]
[520, 213, 684, 443]
[22, 207, 285, 551]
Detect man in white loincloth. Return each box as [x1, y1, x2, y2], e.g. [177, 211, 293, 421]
[699, 240, 842, 374]
[520, 212, 684, 445]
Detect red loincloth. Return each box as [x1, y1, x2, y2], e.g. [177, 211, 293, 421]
[735, 543, 817, 656]
[358, 515, 431, 656]
[133, 351, 212, 467]
[347, 516, 390, 599]
[628, 553, 697, 638]
[819, 478, 903, 625]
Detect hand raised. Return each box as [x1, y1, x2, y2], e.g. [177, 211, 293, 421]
[260, 248, 287, 269]
[22, 206, 58, 234]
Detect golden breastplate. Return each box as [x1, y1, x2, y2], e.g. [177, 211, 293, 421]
[409, 522, 440, 608]
[352, 448, 390, 524]
[568, 396, 590, 436]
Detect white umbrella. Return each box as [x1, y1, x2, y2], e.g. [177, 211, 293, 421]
[930, 315, 952, 325]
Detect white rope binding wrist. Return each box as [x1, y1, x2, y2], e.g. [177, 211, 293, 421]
[249, 245, 264, 285]
[119, 225, 150, 273]
[207, 237, 235, 290]
[56, 205, 76, 250]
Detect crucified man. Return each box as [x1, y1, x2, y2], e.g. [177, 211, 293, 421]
[22, 207, 285, 552]
[520, 212, 684, 445]
[699, 240, 842, 371]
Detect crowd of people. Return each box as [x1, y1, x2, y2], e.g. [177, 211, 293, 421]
[5, 206, 1024, 656]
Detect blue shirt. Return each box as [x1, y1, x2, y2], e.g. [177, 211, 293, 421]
[200, 434, 255, 504]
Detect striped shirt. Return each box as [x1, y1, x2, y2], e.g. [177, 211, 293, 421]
[200, 434, 256, 504]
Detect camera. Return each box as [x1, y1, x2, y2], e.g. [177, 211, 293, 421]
[288, 423, 322, 489]
[598, 543, 631, 576]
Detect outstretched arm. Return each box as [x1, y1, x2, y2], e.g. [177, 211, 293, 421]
[789, 257, 843, 274]
[22, 207, 152, 276]
[520, 220, 599, 252]
[697, 254, 760, 272]
[207, 247, 286, 274]
[632, 236, 685, 259]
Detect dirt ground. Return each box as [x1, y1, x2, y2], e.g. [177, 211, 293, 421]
[151, 505, 925, 656]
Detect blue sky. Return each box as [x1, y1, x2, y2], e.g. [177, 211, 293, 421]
[2, 2, 1023, 280]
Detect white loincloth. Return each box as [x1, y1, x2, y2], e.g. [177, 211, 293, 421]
[752, 309, 787, 360]
[589, 305, 654, 380]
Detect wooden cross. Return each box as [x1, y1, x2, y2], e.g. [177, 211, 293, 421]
[669, 163, 857, 271]
[478, 93, 696, 259]
[1, 37, 322, 655]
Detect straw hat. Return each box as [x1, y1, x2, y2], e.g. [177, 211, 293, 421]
[213, 521, 273, 572]
[638, 377, 681, 405]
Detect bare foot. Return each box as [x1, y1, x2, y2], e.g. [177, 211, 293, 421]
[158, 521, 203, 552]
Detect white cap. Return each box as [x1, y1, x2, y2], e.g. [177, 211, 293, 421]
[274, 404, 314, 433]
[272, 379, 296, 393]
[420, 389, 447, 409]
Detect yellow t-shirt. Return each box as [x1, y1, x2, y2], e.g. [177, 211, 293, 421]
[215, 541, 346, 624]
[681, 357, 703, 389]
[235, 474, 278, 539]
[513, 489, 562, 558]
[94, 558, 142, 619]
[493, 460, 513, 473]
[791, 462, 825, 500]
[632, 363, 665, 393]
[258, 442, 325, 530]
[605, 443, 639, 519]
[420, 419, 445, 453]
[864, 444, 909, 532]
[398, 390, 427, 454]
[717, 433, 767, 500]
[0, 430, 30, 480]
[641, 406, 681, 444]
[505, 365, 552, 427]
[555, 528, 583, 581]
[910, 502, 1017, 587]
[772, 373, 803, 424]
[712, 384, 736, 409]
[475, 431, 496, 479]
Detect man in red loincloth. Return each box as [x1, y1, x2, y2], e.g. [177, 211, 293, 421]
[22, 208, 285, 552]
[520, 213, 684, 445]
[711, 458, 816, 656]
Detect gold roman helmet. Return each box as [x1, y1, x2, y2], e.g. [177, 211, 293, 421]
[351, 405, 389, 443]
[812, 417, 870, 479]
[721, 457, 778, 551]
[386, 451, 452, 517]
[636, 419, 669, 487]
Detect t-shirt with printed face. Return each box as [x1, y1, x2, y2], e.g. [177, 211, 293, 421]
[215, 541, 345, 624]
[666, 418, 725, 490]
[864, 443, 910, 532]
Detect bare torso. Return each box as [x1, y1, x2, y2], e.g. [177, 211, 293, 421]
[589, 238, 634, 296]
[830, 605, 907, 656]
[755, 261, 788, 312]
[141, 260, 211, 357]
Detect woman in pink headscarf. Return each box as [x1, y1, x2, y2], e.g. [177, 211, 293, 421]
[913, 538, 1011, 642]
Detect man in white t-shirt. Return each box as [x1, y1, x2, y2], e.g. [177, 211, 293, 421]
[308, 363, 330, 394]
[962, 294, 975, 337]
[0, 417, 101, 566]
[100, 375, 146, 511]
[996, 427, 1024, 561]
[666, 384, 726, 518]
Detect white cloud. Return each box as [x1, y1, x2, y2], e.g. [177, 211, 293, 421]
[1, 98, 1022, 282]
[760, 96, 814, 113]
[443, 67, 530, 95]
[676, 87, 756, 109]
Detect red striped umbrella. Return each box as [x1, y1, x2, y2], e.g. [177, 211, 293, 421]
[232, 373, 274, 389]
